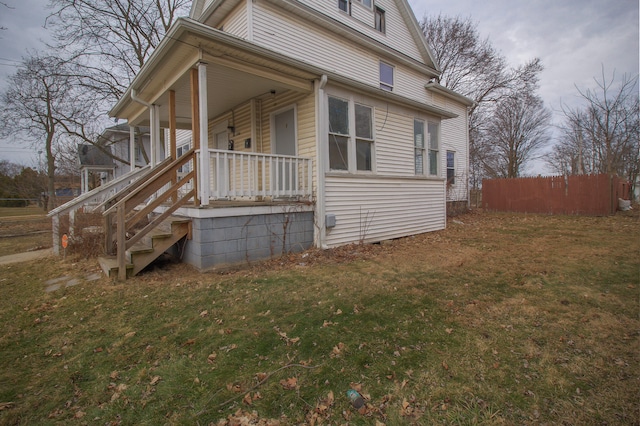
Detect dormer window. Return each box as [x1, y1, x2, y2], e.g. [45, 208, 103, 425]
[375, 7, 385, 33]
[338, 0, 350, 14]
[379, 61, 394, 91]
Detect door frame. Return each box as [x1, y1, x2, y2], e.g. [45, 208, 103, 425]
[270, 105, 298, 195]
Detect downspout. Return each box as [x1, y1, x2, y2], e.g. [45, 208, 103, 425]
[131, 89, 151, 108]
[315, 75, 328, 249]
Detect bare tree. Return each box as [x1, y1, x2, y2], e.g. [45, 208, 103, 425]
[420, 15, 545, 185]
[483, 93, 551, 178]
[0, 54, 92, 210]
[47, 0, 190, 104]
[550, 69, 639, 188]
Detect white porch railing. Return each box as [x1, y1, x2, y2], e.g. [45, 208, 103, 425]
[201, 149, 313, 201]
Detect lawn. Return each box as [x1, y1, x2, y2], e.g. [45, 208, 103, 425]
[0, 211, 638, 425]
[0, 206, 51, 255]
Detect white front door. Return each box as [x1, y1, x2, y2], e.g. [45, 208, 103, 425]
[273, 108, 297, 193]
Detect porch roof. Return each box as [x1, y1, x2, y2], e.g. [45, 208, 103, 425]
[109, 18, 457, 127]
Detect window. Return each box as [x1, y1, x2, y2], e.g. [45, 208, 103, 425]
[177, 143, 191, 174]
[446, 151, 455, 184]
[355, 104, 373, 171]
[328, 96, 375, 172]
[328, 97, 349, 171]
[428, 122, 439, 176]
[338, 0, 350, 14]
[358, 0, 372, 7]
[414, 119, 425, 174]
[379, 61, 393, 91]
[375, 7, 385, 33]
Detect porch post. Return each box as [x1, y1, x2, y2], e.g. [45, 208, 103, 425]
[150, 104, 161, 167]
[198, 62, 210, 206]
[190, 68, 200, 206]
[169, 90, 177, 202]
[150, 106, 157, 167]
[129, 126, 136, 172]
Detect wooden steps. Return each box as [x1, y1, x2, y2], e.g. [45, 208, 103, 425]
[99, 216, 191, 278]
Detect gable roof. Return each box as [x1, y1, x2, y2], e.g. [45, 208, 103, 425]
[190, 0, 441, 74]
[78, 144, 114, 168]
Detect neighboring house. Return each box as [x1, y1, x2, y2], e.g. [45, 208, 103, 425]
[78, 143, 115, 194]
[80, 0, 473, 274]
[93, 124, 192, 184]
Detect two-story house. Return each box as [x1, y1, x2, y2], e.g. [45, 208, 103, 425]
[76, 0, 472, 276]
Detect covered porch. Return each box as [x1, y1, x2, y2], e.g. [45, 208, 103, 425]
[109, 19, 320, 207]
[102, 19, 323, 276]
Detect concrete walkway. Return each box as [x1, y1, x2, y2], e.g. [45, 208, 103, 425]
[0, 248, 54, 266]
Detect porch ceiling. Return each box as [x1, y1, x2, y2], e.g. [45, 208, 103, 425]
[120, 20, 318, 129]
[134, 61, 306, 129]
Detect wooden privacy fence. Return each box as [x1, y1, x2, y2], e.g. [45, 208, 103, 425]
[482, 174, 630, 216]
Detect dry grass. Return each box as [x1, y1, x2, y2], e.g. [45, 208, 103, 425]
[0, 210, 638, 425]
[0, 207, 51, 255]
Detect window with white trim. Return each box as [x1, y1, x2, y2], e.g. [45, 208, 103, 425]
[414, 119, 425, 175]
[375, 6, 385, 33]
[446, 151, 455, 184]
[428, 122, 439, 176]
[338, 0, 350, 14]
[177, 142, 191, 174]
[328, 96, 349, 171]
[328, 96, 375, 172]
[355, 104, 373, 171]
[379, 61, 393, 91]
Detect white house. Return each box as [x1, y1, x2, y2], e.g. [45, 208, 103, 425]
[59, 0, 473, 276]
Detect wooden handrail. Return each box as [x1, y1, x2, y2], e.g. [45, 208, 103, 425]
[103, 148, 197, 280]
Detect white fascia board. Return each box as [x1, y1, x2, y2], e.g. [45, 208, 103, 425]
[425, 82, 475, 107]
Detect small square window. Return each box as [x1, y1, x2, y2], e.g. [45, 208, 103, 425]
[338, 0, 350, 14]
[379, 61, 393, 91]
[375, 7, 385, 33]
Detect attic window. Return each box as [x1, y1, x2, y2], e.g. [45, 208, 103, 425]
[375, 7, 385, 33]
[379, 61, 394, 91]
[338, 0, 350, 14]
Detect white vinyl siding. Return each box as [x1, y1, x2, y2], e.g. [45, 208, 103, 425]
[252, 1, 430, 105]
[437, 98, 469, 202]
[300, 0, 423, 62]
[324, 176, 445, 247]
[219, 3, 249, 39]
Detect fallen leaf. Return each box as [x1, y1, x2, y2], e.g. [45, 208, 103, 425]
[445, 328, 454, 334]
[199, 310, 208, 318]
[74, 410, 85, 419]
[183, 339, 196, 346]
[442, 360, 449, 370]
[242, 393, 252, 405]
[207, 352, 217, 364]
[109, 371, 119, 380]
[279, 377, 298, 390]
[150, 376, 161, 386]
[256, 372, 268, 382]
[124, 331, 136, 338]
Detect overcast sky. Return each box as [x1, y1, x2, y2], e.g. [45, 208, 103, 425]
[1, 0, 639, 172]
